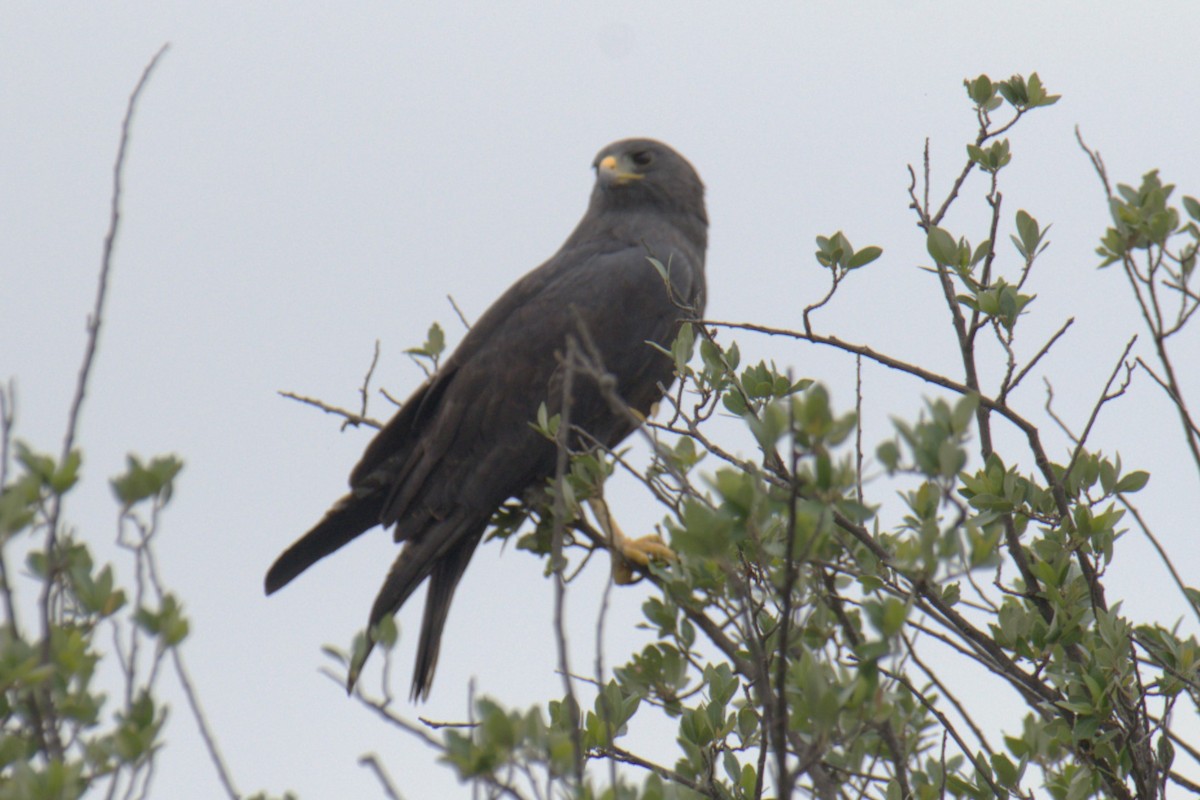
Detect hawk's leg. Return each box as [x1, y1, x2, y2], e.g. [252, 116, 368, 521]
[586, 496, 675, 585]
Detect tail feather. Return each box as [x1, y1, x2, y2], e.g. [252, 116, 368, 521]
[265, 492, 383, 594]
[345, 511, 485, 694]
[410, 534, 481, 700]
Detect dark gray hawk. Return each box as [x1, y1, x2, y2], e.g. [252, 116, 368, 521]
[265, 138, 707, 699]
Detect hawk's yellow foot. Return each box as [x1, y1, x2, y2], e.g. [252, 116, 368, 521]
[586, 497, 676, 585]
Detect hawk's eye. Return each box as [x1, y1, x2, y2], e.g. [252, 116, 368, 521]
[630, 150, 654, 167]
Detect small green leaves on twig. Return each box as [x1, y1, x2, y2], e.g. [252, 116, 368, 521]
[14, 442, 82, 496]
[110, 454, 184, 509]
[135, 593, 190, 647]
[405, 321, 446, 373]
[958, 278, 1036, 333]
[815, 231, 882, 273]
[927, 221, 1038, 332]
[1012, 209, 1051, 261]
[965, 74, 1003, 111]
[966, 138, 1011, 173]
[1096, 170, 1198, 267]
[926, 226, 990, 275]
[1, 444, 84, 537]
[885, 394, 977, 481]
[997, 72, 1060, 110]
[965, 72, 1060, 113]
[671, 322, 696, 377]
[721, 360, 810, 416]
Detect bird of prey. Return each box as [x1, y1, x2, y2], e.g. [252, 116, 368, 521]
[265, 138, 707, 699]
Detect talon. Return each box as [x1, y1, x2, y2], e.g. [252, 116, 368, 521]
[620, 535, 676, 567]
[586, 497, 676, 585]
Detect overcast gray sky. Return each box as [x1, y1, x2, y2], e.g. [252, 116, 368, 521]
[4, 3, 1200, 798]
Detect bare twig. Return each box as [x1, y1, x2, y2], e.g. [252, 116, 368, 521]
[169, 648, 240, 799]
[0, 383, 19, 637]
[329, 671, 530, 800]
[591, 745, 712, 797]
[278, 390, 384, 429]
[1075, 126, 1113, 197]
[882, 668, 1007, 798]
[551, 336, 584, 783]
[802, 269, 843, 335]
[771, 404, 802, 796]
[350, 340, 382, 430]
[1002, 317, 1074, 401]
[416, 716, 479, 730]
[359, 753, 405, 800]
[447, 294, 473, 331]
[901, 634, 994, 755]
[1119, 496, 1200, 626]
[130, 502, 241, 800]
[38, 40, 172, 768]
[59, 43, 170, 466]
[1062, 337, 1137, 491]
[594, 566, 619, 793]
[1135, 357, 1200, 437]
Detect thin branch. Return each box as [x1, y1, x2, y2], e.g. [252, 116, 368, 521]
[1169, 772, 1200, 794]
[39, 40, 172, 768]
[349, 340, 382, 430]
[1119, 496, 1200, 626]
[59, 43, 170, 465]
[328, 671, 530, 800]
[551, 337, 584, 783]
[882, 668, 1007, 798]
[1002, 316, 1074, 401]
[594, 551, 619, 793]
[802, 269, 844, 335]
[447, 294, 473, 331]
[1134, 357, 1200, 438]
[591, 745, 712, 797]
[359, 754, 405, 800]
[278, 390, 384, 429]
[169, 648, 240, 799]
[0, 383, 20, 638]
[1075, 126, 1113, 198]
[1049, 338, 1134, 618]
[135, 504, 241, 800]
[901, 634, 993, 755]
[771, 406, 802, 796]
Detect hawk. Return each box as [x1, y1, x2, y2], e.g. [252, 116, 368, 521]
[265, 138, 707, 699]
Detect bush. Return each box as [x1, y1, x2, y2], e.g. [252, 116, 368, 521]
[316, 73, 1200, 800]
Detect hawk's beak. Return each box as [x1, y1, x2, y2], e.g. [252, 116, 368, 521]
[597, 154, 644, 185]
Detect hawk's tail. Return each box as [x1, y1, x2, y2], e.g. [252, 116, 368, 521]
[264, 492, 383, 594]
[346, 512, 485, 698]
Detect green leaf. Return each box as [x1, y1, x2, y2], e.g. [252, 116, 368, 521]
[0, 473, 39, 536]
[110, 454, 184, 507]
[134, 593, 190, 646]
[671, 323, 696, 376]
[1014, 209, 1041, 257]
[1027, 72, 1060, 107]
[847, 245, 882, 269]
[971, 238, 992, 266]
[1183, 195, 1200, 222]
[1114, 470, 1149, 493]
[927, 227, 958, 266]
[876, 440, 900, 472]
[49, 449, 82, 494]
[647, 256, 669, 283]
[373, 614, 399, 649]
[991, 753, 1018, 786]
[966, 74, 993, 105]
